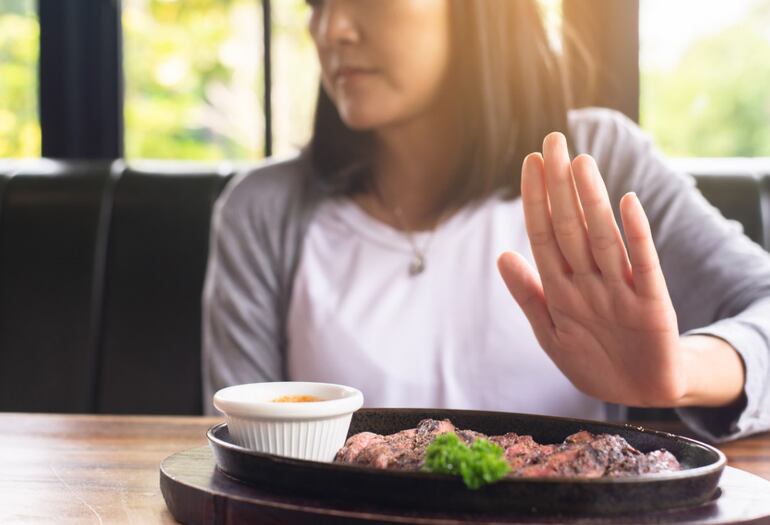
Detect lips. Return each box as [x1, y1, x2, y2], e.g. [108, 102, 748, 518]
[333, 66, 377, 83]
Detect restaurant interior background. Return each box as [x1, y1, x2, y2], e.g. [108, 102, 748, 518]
[0, 0, 769, 416]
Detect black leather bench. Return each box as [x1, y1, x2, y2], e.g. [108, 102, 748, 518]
[0, 160, 230, 414]
[0, 159, 768, 415]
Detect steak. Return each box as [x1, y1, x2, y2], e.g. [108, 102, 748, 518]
[335, 419, 457, 470]
[334, 419, 682, 478]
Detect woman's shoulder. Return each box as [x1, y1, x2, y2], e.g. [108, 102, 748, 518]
[215, 150, 317, 223]
[567, 107, 652, 159]
[567, 106, 663, 192]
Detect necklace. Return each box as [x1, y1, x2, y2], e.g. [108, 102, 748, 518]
[392, 206, 434, 276]
[371, 177, 449, 277]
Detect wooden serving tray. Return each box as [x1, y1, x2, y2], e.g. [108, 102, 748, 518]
[160, 446, 770, 524]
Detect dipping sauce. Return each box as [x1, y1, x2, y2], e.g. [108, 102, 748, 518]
[271, 395, 323, 403]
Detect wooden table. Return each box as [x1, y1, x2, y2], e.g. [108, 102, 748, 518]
[1, 414, 769, 524]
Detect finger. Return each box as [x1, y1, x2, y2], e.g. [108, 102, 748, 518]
[521, 152, 571, 280]
[497, 251, 555, 348]
[571, 154, 633, 286]
[542, 132, 596, 276]
[620, 192, 669, 299]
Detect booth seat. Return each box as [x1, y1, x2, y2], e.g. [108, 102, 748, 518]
[0, 158, 768, 415]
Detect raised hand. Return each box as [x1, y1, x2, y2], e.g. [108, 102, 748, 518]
[498, 132, 713, 408]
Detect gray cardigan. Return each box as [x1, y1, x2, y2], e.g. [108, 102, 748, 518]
[202, 107, 770, 442]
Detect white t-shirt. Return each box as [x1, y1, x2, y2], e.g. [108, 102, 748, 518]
[287, 193, 606, 419]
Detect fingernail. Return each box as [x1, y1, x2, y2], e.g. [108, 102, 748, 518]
[498, 252, 516, 270]
[543, 131, 565, 151]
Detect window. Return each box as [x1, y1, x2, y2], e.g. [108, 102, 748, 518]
[640, 0, 770, 157]
[21, 1, 732, 162]
[122, 0, 264, 161]
[0, 0, 39, 158]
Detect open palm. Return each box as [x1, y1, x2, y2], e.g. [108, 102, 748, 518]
[498, 133, 685, 408]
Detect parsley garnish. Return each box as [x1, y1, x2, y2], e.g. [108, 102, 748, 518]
[423, 433, 511, 489]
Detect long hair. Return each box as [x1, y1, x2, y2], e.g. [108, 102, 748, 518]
[308, 0, 579, 203]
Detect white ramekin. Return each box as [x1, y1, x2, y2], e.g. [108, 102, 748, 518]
[213, 381, 364, 462]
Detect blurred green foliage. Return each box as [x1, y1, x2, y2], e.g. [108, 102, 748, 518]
[123, 0, 264, 160]
[641, 0, 770, 157]
[0, 0, 39, 158]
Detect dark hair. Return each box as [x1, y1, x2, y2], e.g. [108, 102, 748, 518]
[309, 0, 579, 204]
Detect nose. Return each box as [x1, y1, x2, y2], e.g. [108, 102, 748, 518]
[312, 0, 360, 48]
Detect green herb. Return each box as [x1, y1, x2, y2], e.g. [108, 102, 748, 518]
[423, 432, 511, 489]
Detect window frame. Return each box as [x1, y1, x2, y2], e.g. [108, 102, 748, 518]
[39, 0, 124, 158]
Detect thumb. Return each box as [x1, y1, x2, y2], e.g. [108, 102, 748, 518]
[497, 251, 554, 346]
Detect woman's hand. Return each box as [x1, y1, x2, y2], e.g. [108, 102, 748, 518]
[497, 132, 744, 408]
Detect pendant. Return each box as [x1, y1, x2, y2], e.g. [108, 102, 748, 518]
[408, 255, 425, 276]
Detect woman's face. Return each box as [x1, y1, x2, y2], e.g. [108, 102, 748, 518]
[308, 0, 452, 131]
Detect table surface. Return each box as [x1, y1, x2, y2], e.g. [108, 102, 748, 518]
[1, 414, 769, 525]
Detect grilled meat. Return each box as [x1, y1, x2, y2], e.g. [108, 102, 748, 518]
[335, 419, 458, 470]
[334, 419, 682, 478]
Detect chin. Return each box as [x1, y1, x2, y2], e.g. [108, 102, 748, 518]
[337, 107, 389, 131]
[335, 94, 402, 131]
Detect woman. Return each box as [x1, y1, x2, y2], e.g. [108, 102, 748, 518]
[203, 0, 770, 441]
